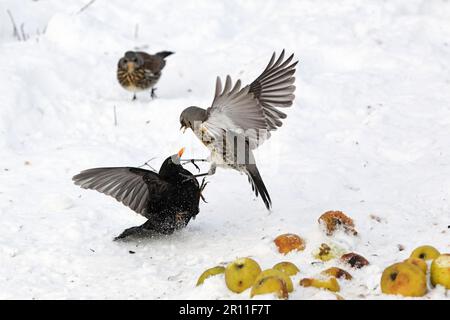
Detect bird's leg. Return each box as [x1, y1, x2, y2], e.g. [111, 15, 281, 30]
[132, 93, 137, 101]
[181, 159, 208, 172]
[181, 163, 216, 182]
[151, 88, 157, 99]
[199, 177, 209, 203]
[180, 159, 208, 163]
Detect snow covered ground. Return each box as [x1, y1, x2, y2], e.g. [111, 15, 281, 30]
[0, 0, 449, 299]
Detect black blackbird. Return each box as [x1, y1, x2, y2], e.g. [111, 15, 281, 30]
[72, 148, 207, 240]
[117, 50, 174, 100]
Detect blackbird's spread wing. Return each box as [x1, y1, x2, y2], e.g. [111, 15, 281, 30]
[203, 50, 297, 149]
[72, 167, 170, 216]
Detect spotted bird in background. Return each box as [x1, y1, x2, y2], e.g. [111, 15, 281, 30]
[117, 50, 174, 100]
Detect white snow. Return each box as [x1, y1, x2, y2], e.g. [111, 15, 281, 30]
[0, 0, 449, 299]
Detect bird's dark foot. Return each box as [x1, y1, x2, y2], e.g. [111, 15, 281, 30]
[132, 93, 137, 101]
[180, 172, 211, 183]
[151, 88, 157, 99]
[179, 173, 197, 183]
[181, 159, 208, 164]
[114, 225, 155, 241]
[180, 159, 208, 172]
[199, 177, 209, 203]
[181, 159, 208, 172]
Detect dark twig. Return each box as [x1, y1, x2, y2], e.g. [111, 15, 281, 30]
[20, 23, 28, 41]
[6, 10, 21, 41]
[77, 0, 97, 14]
[113, 105, 118, 126]
[138, 157, 158, 172]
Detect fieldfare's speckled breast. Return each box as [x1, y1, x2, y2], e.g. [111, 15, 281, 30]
[117, 50, 173, 99]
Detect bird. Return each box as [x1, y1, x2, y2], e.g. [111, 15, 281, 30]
[72, 148, 207, 240]
[116, 50, 174, 100]
[179, 50, 297, 210]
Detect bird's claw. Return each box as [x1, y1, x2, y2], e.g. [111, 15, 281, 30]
[199, 177, 209, 203]
[181, 159, 207, 172]
[151, 88, 157, 99]
[190, 160, 201, 172]
[179, 173, 196, 183]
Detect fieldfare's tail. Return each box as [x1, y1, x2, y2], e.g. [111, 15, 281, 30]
[246, 164, 272, 211]
[156, 51, 174, 59]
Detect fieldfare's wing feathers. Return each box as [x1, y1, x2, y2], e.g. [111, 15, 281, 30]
[249, 50, 297, 130]
[137, 52, 166, 74]
[205, 76, 269, 149]
[204, 51, 297, 149]
[72, 167, 170, 216]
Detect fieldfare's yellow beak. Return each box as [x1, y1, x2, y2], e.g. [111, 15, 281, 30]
[177, 147, 185, 158]
[180, 124, 187, 133]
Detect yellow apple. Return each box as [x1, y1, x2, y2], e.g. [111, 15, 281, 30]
[273, 262, 300, 276]
[430, 254, 450, 289]
[250, 276, 289, 299]
[404, 258, 427, 274]
[380, 262, 427, 297]
[313, 243, 345, 262]
[274, 233, 306, 254]
[196, 266, 225, 286]
[255, 269, 294, 292]
[321, 267, 352, 280]
[225, 258, 262, 293]
[410, 245, 440, 261]
[299, 277, 340, 292]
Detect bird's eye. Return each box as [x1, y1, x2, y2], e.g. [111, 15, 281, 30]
[132, 57, 138, 63]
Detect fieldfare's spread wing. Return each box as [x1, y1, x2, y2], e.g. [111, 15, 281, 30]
[72, 167, 170, 216]
[248, 50, 297, 130]
[203, 50, 297, 149]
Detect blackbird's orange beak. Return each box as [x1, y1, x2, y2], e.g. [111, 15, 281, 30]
[177, 147, 185, 158]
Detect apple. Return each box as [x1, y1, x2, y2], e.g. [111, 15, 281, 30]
[250, 276, 289, 299]
[225, 258, 261, 293]
[313, 243, 345, 262]
[196, 266, 225, 286]
[299, 277, 340, 292]
[404, 258, 427, 274]
[318, 210, 357, 236]
[380, 262, 427, 297]
[430, 254, 450, 289]
[255, 269, 294, 292]
[274, 233, 306, 254]
[410, 245, 440, 261]
[341, 252, 369, 268]
[321, 267, 352, 280]
[273, 262, 300, 276]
